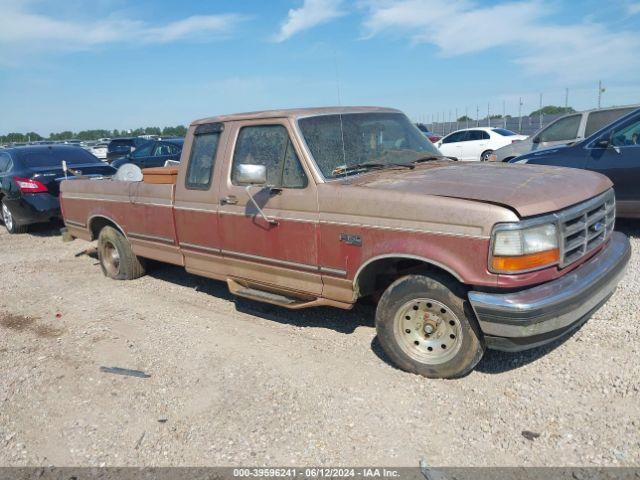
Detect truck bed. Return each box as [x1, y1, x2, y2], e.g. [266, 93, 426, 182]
[61, 178, 183, 265]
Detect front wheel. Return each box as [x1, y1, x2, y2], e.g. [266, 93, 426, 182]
[97, 226, 146, 280]
[375, 273, 484, 378]
[1, 200, 28, 234]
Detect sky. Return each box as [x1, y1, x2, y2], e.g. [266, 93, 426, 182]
[1, 0, 640, 135]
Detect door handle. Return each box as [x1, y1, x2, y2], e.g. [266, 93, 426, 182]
[221, 195, 238, 205]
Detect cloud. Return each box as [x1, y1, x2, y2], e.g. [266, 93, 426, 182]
[274, 0, 346, 42]
[0, 1, 245, 64]
[628, 2, 640, 15]
[360, 0, 640, 82]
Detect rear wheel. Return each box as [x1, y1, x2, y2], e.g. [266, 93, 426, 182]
[1, 200, 28, 234]
[97, 226, 146, 280]
[480, 150, 493, 162]
[375, 273, 484, 378]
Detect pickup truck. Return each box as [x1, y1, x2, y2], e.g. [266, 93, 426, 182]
[60, 107, 631, 379]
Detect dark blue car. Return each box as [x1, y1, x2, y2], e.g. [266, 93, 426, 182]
[106, 137, 150, 163]
[0, 145, 115, 233]
[111, 138, 184, 170]
[510, 108, 640, 218]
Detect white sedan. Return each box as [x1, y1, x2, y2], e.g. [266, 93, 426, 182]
[436, 127, 527, 162]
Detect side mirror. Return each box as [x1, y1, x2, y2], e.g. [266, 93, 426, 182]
[235, 164, 277, 225]
[532, 136, 540, 144]
[595, 138, 610, 149]
[236, 164, 267, 185]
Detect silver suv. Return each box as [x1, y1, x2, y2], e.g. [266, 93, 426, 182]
[489, 105, 640, 162]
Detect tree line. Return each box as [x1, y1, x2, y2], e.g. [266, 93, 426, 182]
[456, 105, 575, 123]
[1, 125, 188, 144]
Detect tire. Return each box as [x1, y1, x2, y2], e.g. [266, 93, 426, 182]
[480, 150, 493, 162]
[97, 226, 146, 280]
[1, 200, 28, 234]
[375, 273, 484, 379]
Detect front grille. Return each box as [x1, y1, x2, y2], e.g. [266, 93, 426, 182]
[558, 189, 615, 267]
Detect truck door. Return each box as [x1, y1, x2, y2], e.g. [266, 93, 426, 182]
[173, 123, 227, 275]
[217, 119, 322, 295]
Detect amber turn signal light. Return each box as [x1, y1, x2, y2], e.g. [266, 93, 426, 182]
[491, 248, 560, 273]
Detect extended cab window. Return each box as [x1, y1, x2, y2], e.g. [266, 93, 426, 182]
[537, 115, 580, 142]
[231, 125, 307, 188]
[185, 126, 222, 190]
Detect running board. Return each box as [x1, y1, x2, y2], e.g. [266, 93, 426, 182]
[227, 279, 353, 310]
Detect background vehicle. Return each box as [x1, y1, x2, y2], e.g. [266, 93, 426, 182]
[60, 107, 629, 379]
[87, 142, 109, 160]
[106, 137, 149, 163]
[510, 108, 640, 218]
[110, 138, 184, 169]
[491, 105, 640, 162]
[416, 123, 442, 142]
[436, 127, 526, 161]
[0, 145, 115, 233]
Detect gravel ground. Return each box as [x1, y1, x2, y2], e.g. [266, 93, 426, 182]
[0, 221, 638, 467]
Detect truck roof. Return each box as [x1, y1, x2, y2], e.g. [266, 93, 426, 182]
[192, 106, 402, 125]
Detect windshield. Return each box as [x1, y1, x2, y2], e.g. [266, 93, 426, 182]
[298, 112, 442, 179]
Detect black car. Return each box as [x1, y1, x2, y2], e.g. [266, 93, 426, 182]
[510, 108, 640, 218]
[0, 145, 115, 233]
[106, 137, 150, 163]
[110, 138, 184, 170]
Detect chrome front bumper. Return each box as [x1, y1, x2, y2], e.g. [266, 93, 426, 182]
[468, 231, 631, 352]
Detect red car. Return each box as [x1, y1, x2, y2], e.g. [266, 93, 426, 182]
[415, 123, 441, 143]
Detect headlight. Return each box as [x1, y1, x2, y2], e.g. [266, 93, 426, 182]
[513, 158, 528, 164]
[491, 222, 559, 273]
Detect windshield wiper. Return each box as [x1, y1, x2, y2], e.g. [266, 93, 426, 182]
[332, 162, 413, 176]
[412, 154, 450, 164]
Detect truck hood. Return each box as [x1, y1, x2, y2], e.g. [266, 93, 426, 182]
[349, 161, 612, 218]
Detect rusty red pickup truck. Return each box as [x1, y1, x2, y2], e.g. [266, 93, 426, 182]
[60, 107, 631, 378]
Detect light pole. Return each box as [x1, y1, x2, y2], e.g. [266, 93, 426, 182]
[518, 97, 523, 134]
[503, 100, 506, 128]
[539, 93, 543, 129]
[598, 81, 605, 109]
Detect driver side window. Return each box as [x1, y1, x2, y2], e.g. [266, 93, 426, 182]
[610, 118, 640, 147]
[231, 125, 307, 189]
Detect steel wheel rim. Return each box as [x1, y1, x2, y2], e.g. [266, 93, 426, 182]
[101, 241, 120, 276]
[393, 298, 463, 365]
[2, 204, 13, 231]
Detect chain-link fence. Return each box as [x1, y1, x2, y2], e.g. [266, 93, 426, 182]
[421, 113, 567, 137]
